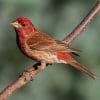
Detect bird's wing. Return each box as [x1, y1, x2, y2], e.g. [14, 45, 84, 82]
[55, 40, 81, 56]
[26, 32, 56, 50]
[27, 32, 79, 53]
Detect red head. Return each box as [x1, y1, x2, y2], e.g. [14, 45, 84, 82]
[11, 17, 38, 38]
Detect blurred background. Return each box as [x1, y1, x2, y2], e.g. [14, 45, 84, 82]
[0, 0, 100, 100]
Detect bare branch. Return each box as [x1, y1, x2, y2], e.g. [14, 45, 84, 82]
[62, 1, 100, 46]
[0, 63, 45, 100]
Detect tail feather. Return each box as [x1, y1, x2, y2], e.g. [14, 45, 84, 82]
[69, 61, 96, 79]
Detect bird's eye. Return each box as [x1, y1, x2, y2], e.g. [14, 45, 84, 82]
[21, 23, 26, 27]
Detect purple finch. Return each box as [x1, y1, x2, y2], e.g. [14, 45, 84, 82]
[11, 17, 96, 79]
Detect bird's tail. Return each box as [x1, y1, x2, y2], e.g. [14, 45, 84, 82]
[68, 61, 96, 79]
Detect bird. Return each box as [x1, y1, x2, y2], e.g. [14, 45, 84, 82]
[11, 17, 96, 79]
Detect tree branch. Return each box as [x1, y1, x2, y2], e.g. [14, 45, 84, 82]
[62, 1, 100, 46]
[0, 1, 100, 100]
[0, 63, 45, 100]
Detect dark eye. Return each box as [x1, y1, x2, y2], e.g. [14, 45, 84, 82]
[21, 23, 26, 27]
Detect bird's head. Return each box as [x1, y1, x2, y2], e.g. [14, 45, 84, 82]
[11, 17, 38, 37]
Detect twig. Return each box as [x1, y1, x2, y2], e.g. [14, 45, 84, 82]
[0, 1, 100, 100]
[0, 63, 45, 100]
[62, 1, 100, 46]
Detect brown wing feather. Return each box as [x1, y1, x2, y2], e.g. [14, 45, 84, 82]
[27, 32, 55, 50]
[27, 32, 80, 53]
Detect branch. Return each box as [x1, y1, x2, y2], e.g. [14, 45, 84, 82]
[62, 1, 100, 46]
[0, 63, 45, 100]
[0, 1, 100, 100]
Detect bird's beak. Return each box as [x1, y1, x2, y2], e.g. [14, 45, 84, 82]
[11, 21, 19, 28]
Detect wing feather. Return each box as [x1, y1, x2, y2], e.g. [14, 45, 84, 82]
[27, 32, 80, 54]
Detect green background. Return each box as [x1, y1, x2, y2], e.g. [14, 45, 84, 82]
[0, 0, 100, 100]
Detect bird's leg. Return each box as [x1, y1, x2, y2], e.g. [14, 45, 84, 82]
[39, 62, 46, 70]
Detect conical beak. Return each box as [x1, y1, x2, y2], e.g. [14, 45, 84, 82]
[11, 21, 19, 28]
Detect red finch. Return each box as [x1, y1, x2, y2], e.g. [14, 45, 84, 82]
[11, 17, 96, 79]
